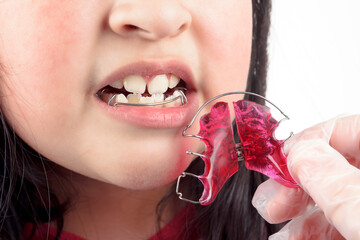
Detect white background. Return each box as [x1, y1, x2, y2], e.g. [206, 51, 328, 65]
[267, 1, 360, 134]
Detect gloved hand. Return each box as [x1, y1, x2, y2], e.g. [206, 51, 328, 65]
[251, 115, 360, 240]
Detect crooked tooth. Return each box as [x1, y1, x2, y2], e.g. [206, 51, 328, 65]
[165, 90, 181, 101]
[148, 75, 168, 94]
[173, 90, 182, 98]
[164, 90, 183, 107]
[115, 94, 127, 103]
[127, 93, 141, 103]
[123, 75, 146, 94]
[110, 80, 124, 89]
[168, 75, 180, 89]
[165, 93, 181, 107]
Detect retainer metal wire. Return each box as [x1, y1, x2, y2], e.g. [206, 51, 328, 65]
[97, 87, 188, 107]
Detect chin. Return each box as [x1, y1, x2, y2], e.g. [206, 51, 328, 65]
[92, 144, 193, 190]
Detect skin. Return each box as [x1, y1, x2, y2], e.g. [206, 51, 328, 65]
[0, 0, 252, 239]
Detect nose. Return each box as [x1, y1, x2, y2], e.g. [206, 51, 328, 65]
[108, 1, 192, 41]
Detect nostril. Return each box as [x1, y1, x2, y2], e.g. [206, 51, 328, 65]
[178, 23, 187, 32]
[123, 24, 139, 31]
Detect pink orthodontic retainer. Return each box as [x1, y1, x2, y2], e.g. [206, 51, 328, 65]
[176, 92, 299, 206]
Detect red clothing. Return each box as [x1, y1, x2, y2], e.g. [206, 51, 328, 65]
[23, 206, 196, 240]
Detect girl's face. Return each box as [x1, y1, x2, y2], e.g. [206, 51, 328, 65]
[0, 1, 252, 190]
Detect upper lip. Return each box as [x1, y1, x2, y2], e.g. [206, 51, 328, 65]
[95, 59, 197, 94]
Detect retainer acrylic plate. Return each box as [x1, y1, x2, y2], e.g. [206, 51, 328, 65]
[177, 92, 298, 206]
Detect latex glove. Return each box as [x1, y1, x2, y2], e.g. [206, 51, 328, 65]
[252, 115, 360, 240]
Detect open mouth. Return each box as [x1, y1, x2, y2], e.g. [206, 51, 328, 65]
[96, 73, 189, 107]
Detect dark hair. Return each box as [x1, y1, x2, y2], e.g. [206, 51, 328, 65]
[0, 1, 276, 239]
[0, 102, 67, 238]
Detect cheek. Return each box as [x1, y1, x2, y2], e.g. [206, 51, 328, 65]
[194, 1, 252, 95]
[0, 1, 98, 136]
[0, 1, 97, 102]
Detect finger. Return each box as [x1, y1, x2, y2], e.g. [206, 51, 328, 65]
[252, 179, 313, 224]
[288, 139, 360, 240]
[329, 115, 360, 166]
[283, 116, 338, 154]
[269, 206, 345, 240]
[284, 115, 360, 166]
[252, 117, 351, 224]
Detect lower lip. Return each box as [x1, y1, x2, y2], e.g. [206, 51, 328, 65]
[95, 91, 199, 128]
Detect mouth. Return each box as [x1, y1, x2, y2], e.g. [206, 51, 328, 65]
[94, 60, 199, 128]
[96, 74, 189, 107]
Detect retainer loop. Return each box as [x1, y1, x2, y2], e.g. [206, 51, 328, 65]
[176, 172, 201, 204]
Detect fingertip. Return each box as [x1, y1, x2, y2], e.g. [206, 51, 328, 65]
[286, 139, 346, 193]
[251, 192, 269, 221]
[252, 179, 311, 224]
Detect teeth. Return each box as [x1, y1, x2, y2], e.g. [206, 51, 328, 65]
[123, 75, 146, 94]
[168, 75, 180, 89]
[110, 80, 124, 89]
[127, 93, 142, 103]
[105, 74, 183, 104]
[173, 90, 182, 98]
[115, 94, 128, 103]
[147, 74, 168, 94]
[164, 96, 173, 101]
[164, 90, 181, 101]
[153, 93, 164, 102]
[113, 91, 182, 105]
[138, 93, 164, 104]
[139, 96, 154, 104]
[164, 93, 182, 107]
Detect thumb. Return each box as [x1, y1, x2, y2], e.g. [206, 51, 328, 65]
[287, 139, 360, 240]
[269, 207, 344, 240]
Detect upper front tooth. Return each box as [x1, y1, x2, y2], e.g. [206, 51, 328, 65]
[168, 75, 180, 89]
[148, 74, 168, 94]
[123, 75, 146, 94]
[110, 80, 124, 89]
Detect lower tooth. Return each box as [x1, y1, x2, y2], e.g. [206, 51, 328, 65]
[127, 93, 141, 103]
[173, 90, 182, 98]
[115, 94, 128, 104]
[139, 96, 153, 104]
[165, 95, 174, 101]
[111, 91, 184, 106]
[153, 93, 164, 103]
[166, 98, 182, 107]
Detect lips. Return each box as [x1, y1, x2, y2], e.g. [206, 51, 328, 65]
[93, 60, 199, 128]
